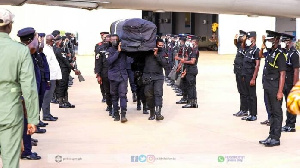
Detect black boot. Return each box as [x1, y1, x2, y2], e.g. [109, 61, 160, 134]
[114, 110, 120, 121]
[132, 92, 137, 102]
[58, 98, 68, 108]
[108, 106, 113, 116]
[155, 106, 164, 120]
[137, 101, 141, 111]
[148, 108, 155, 120]
[121, 111, 128, 123]
[142, 102, 149, 114]
[176, 98, 188, 104]
[182, 99, 192, 108]
[64, 96, 75, 108]
[192, 99, 198, 108]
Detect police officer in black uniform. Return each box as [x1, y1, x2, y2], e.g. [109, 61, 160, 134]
[280, 33, 299, 132]
[233, 30, 249, 117]
[95, 32, 109, 103]
[143, 39, 168, 120]
[54, 36, 80, 108]
[181, 36, 199, 108]
[95, 34, 113, 116]
[240, 31, 260, 121]
[259, 30, 286, 147]
[107, 34, 128, 123]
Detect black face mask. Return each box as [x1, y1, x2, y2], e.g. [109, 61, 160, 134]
[158, 47, 163, 52]
[236, 42, 242, 49]
[111, 41, 119, 47]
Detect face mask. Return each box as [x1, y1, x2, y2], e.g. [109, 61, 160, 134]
[111, 41, 118, 47]
[158, 47, 163, 52]
[185, 42, 190, 47]
[265, 41, 273, 49]
[71, 37, 74, 40]
[168, 39, 171, 43]
[280, 42, 286, 49]
[190, 43, 194, 48]
[245, 39, 252, 46]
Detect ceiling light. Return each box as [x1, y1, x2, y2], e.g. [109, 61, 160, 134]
[154, 9, 165, 13]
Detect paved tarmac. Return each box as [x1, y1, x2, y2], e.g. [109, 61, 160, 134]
[1, 51, 300, 168]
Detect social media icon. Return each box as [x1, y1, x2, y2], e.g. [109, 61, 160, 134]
[139, 155, 147, 162]
[147, 155, 156, 163]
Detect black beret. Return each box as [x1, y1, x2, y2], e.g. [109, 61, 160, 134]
[52, 30, 60, 37]
[38, 33, 45, 37]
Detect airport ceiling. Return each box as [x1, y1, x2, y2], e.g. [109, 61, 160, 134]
[1, 0, 300, 18]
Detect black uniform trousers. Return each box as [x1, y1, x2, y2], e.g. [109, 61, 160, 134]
[180, 77, 188, 99]
[110, 80, 128, 114]
[284, 83, 297, 128]
[102, 76, 112, 107]
[57, 68, 70, 98]
[235, 74, 248, 111]
[144, 79, 164, 108]
[127, 69, 137, 93]
[186, 73, 197, 100]
[244, 76, 257, 116]
[100, 83, 106, 98]
[264, 88, 283, 140]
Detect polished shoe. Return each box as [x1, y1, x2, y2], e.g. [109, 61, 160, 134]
[233, 110, 248, 117]
[176, 99, 188, 104]
[282, 126, 296, 132]
[246, 115, 257, 121]
[31, 138, 38, 143]
[65, 102, 75, 108]
[21, 152, 41, 160]
[176, 93, 183, 96]
[264, 138, 280, 147]
[121, 115, 128, 123]
[43, 116, 57, 121]
[132, 92, 137, 102]
[36, 122, 47, 127]
[35, 127, 46, 134]
[137, 104, 141, 111]
[167, 83, 173, 86]
[59, 103, 69, 108]
[175, 90, 182, 94]
[49, 114, 58, 120]
[102, 98, 106, 103]
[143, 107, 149, 114]
[241, 115, 251, 120]
[182, 99, 198, 108]
[260, 120, 269, 125]
[259, 137, 271, 144]
[106, 106, 110, 111]
[31, 141, 37, 146]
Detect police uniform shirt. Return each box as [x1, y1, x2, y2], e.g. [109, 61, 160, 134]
[234, 46, 245, 74]
[242, 45, 260, 77]
[285, 46, 300, 85]
[143, 50, 168, 81]
[186, 47, 199, 74]
[95, 43, 110, 78]
[263, 48, 287, 89]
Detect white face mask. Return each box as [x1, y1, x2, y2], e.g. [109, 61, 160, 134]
[280, 42, 286, 48]
[245, 39, 252, 46]
[265, 41, 273, 49]
[190, 43, 194, 48]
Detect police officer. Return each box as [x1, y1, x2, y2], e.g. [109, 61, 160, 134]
[107, 34, 128, 123]
[175, 37, 189, 104]
[181, 36, 199, 108]
[143, 39, 168, 120]
[233, 30, 249, 117]
[259, 30, 286, 147]
[95, 32, 109, 102]
[280, 33, 299, 132]
[95, 34, 113, 116]
[54, 36, 80, 108]
[127, 56, 138, 102]
[240, 31, 260, 121]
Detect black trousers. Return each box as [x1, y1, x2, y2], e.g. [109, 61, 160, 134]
[57, 68, 70, 99]
[100, 83, 106, 98]
[244, 76, 257, 116]
[110, 80, 128, 114]
[235, 74, 248, 111]
[186, 73, 197, 100]
[144, 79, 164, 108]
[102, 76, 112, 107]
[127, 69, 137, 93]
[284, 83, 297, 128]
[180, 77, 188, 99]
[264, 88, 283, 140]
